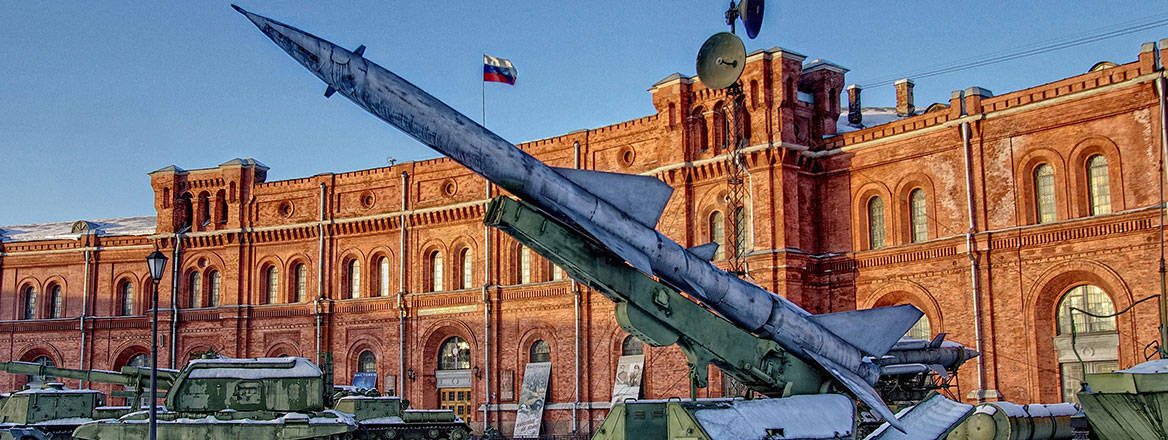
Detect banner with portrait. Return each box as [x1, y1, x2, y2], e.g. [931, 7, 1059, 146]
[513, 362, 551, 438]
[611, 354, 644, 404]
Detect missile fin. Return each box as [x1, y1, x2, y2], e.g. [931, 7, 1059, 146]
[325, 86, 337, 98]
[928, 333, 947, 348]
[687, 242, 719, 261]
[353, 44, 366, 57]
[806, 351, 906, 433]
[807, 304, 923, 357]
[552, 167, 673, 228]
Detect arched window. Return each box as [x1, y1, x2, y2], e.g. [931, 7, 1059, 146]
[1055, 284, 1119, 403]
[904, 315, 931, 340]
[519, 246, 532, 284]
[265, 266, 279, 304]
[127, 353, 149, 368]
[868, 196, 885, 250]
[709, 211, 725, 260]
[736, 103, 751, 144]
[120, 281, 134, 316]
[438, 337, 471, 370]
[910, 189, 928, 243]
[294, 263, 307, 302]
[22, 286, 36, 320]
[358, 350, 377, 373]
[1087, 155, 1111, 216]
[209, 271, 221, 307]
[690, 106, 708, 153]
[177, 194, 193, 231]
[530, 340, 551, 363]
[429, 251, 444, 292]
[197, 193, 210, 226]
[379, 257, 390, 297]
[712, 101, 728, 151]
[348, 259, 361, 299]
[1034, 164, 1056, 223]
[49, 285, 63, 319]
[28, 356, 55, 385]
[553, 265, 564, 281]
[188, 271, 202, 308]
[621, 336, 644, 356]
[460, 248, 472, 290]
[732, 206, 749, 257]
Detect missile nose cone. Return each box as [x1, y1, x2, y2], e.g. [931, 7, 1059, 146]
[231, 4, 246, 14]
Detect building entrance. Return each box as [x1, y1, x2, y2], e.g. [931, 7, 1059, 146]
[440, 387, 472, 417]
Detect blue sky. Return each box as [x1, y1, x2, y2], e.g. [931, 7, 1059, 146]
[2, 1, 1166, 226]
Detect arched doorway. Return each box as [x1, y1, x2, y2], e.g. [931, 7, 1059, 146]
[1053, 284, 1118, 403]
[436, 336, 472, 418]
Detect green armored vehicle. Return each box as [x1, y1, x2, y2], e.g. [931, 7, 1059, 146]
[69, 356, 469, 440]
[0, 361, 176, 439]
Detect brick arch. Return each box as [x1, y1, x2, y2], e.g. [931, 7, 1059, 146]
[112, 271, 146, 315]
[1022, 258, 1135, 402]
[183, 344, 214, 362]
[42, 276, 68, 318]
[264, 340, 303, 358]
[447, 238, 478, 290]
[284, 252, 314, 302]
[182, 251, 228, 308]
[111, 343, 151, 369]
[853, 181, 893, 251]
[13, 345, 64, 388]
[865, 280, 943, 337]
[419, 320, 477, 408]
[366, 246, 395, 297]
[1068, 136, 1124, 217]
[254, 255, 285, 304]
[14, 277, 41, 320]
[517, 324, 558, 366]
[1015, 147, 1068, 225]
[346, 337, 384, 378]
[892, 172, 938, 243]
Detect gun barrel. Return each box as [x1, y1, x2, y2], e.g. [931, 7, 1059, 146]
[0, 361, 177, 389]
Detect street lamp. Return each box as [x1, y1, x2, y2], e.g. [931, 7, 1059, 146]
[145, 250, 167, 440]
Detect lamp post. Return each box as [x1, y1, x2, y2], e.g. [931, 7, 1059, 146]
[145, 250, 168, 440]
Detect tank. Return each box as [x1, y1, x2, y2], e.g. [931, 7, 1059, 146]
[69, 355, 470, 440]
[0, 361, 172, 439]
[1077, 358, 1168, 438]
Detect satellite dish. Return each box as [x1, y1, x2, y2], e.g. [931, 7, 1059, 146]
[696, 32, 746, 90]
[738, 0, 764, 39]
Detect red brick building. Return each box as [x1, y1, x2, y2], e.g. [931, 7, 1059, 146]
[3, 39, 1168, 436]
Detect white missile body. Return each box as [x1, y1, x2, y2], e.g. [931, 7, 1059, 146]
[234, 6, 922, 429]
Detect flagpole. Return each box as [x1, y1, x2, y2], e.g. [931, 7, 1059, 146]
[482, 53, 486, 127]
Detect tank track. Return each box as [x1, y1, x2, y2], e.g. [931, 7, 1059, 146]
[350, 421, 471, 440]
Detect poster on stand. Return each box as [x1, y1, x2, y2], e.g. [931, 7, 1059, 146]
[611, 354, 645, 404]
[513, 362, 551, 438]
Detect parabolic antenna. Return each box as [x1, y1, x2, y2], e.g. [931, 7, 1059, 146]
[696, 32, 746, 90]
[739, 0, 764, 39]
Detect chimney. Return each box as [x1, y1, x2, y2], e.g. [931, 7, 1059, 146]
[846, 84, 862, 126]
[895, 78, 915, 116]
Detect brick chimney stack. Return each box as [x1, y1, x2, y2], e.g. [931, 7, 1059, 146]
[846, 84, 862, 126]
[895, 78, 915, 116]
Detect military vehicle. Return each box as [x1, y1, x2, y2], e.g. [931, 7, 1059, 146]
[66, 355, 471, 439]
[1076, 358, 1168, 439]
[0, 360, 175, 439]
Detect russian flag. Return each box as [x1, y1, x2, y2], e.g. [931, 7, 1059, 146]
[483, 55, 517, 85]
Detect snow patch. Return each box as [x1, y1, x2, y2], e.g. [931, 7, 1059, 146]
[0, 216, 155, 243]
[185, 357, 321, 379]
[692, 394, 853, 440]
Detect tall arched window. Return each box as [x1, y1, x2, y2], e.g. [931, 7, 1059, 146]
[49, 285, 63, 319]
[209, 271, 221, 307]
[265, 266, 279, 304]
[358, 350, 377, 373]
[216, 189, 228, 224]
[710, 211, 725, 260]
[460, 248, 472, 290]
[868, 196, 885, 250]
[429, 251, 444, 292]
[621, 336, 644, 356]
[294, 263, 307, 302]
[120, 281, 134, 316]
[438, 337, 471, 370]
[379, 257, 390, 297]
[1087, 155, 1111, 216]
[712, 101, 728, 151]
[690, 106, 708, 153]
[348, 259, 361, 299]
[519, 247, 532, 284]
[1055, 284, 1118, 403]
[732, 206, 749, 257]
[530, 340, 551, 363]
[23, 286, 36, 320]
[1034, 164, 1056, 223]
[910, 189, 928, 243]
[197, 193, 210, 226]
[188, 271, 202, 308]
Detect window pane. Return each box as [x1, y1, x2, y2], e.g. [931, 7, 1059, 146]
[622, 336, 644, 356]
[349, 260, 361, 298]
[868, 197, 885, 249]
[461, 249, 472, 289]
[904, 314, 931, 340]
[520, 248, 531, 284]
[296, 264, 307, 302]
[530, 340, 551, 363]
[438, 337, 470, 370]
[910, 189, 928, 243]
[267, 267, 279, 304]
[24, 287, 36, 320]
[1057, 285, 1116, 335]
[1035, 164, 1056, 223]
[1088, 155, 1111, 215]
[431, 252, 444, 292]
[50, 286, 63, 318]
[380, 257, 390, 297]
[122, 282, 134, 316]
[711, 212, 725, 260]
[733, 207, 749, 257]
[208, 271, 220, 307]
[189, 272, 201, 308]
[358, 350, 377, 373]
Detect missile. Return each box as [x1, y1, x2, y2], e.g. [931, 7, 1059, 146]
[874, 334, 980, 378]
[233, 6, 922, 429]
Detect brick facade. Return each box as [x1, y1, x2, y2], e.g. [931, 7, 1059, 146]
[3, 41, 1168, 436]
